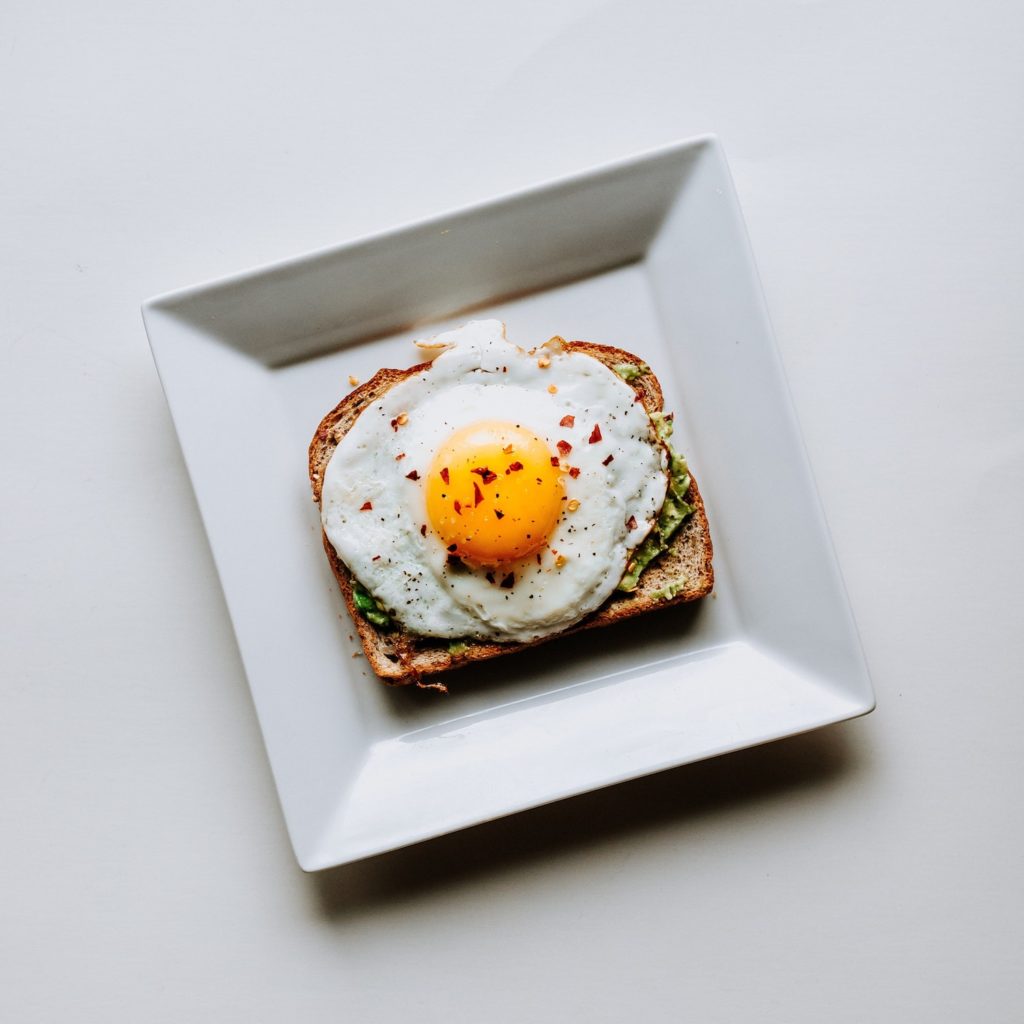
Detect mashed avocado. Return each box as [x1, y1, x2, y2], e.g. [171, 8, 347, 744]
[617, 412, 696, 593]
[649, 578, 688, 601]
[612, 361, 650, 382]
[352, 580, 392, 630]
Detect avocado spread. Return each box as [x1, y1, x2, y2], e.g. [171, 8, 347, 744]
[352, 580, 392, 630]
[617, 411, 696, 592]
[612, 361, 649, 382]
[649, 578, 688, 601]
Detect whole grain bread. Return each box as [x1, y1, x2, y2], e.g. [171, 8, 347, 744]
[308, 341, 713, 689]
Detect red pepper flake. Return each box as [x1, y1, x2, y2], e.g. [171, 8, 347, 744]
[569, 466, 581, 479]
[508, 461, 524, 473]
[500, 572, 515, 589]
[550, 456, 559, 467]
[372, 555, 381, 561]
[557, 440, 572, 457]
[602, 454, 614, 466]
[471, 466, 497, 485]
[473, 482, 483, 507]
[360, 501, 373, 511]
[495, 509, 505, 519]
[453, 500, 462, 515]
[627, 515, 638, 531]
[406, 470, 420, 480]
[485, 571, 495, 584]
[420, 524, 427, 537]
[395, 453, 406, 461]
[440, 467, 450, 485]
[559, 414, 575, 428]
[589, 424, 603, 444]
[536, 553, 542, 565]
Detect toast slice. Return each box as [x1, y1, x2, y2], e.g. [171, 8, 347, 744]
[308, 341, 714, 689]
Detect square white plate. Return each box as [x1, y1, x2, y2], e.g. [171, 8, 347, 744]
[143, 136, 874, 871]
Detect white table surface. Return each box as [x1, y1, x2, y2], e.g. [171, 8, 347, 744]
[3, 1, 1021, 1020]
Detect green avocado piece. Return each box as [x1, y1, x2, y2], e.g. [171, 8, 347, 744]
[617, 412, 696, 593]
[612, 361, 650, 382]
[352, 580, 392, 630]
[649, 578, 689, 601]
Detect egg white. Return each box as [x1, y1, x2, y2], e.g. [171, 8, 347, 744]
[320, 320, 668, 642]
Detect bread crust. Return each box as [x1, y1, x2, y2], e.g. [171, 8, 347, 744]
[309, 341, 713, 689]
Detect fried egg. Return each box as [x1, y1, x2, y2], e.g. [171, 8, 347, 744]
[320, 320, 668, 642]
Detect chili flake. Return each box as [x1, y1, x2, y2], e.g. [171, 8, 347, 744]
[440, 467, 450, 484]
[588, 424, 602, 443]
[507, 461, 524, 473]
[360, 501, 373, 511]
[559, 415, 575, 428]
[406, 470, 420, 480]
[569, 467, 581, 479]
[453, 500, 462, 515]
[500, 572, 515, 589]
[471, 467, 497, 485]
[602, 454, 614, 466]
[473, 482, 484, 507]
[627, 515, 637, 531]
[557, 440, 572, 457]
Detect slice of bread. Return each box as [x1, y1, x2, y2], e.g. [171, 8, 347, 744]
[308, 341, 714, 690]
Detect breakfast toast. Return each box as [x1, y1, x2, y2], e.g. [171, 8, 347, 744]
[309, 341, 713, 689]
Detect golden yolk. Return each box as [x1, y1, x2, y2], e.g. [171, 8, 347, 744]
[425, 421, 564, 565]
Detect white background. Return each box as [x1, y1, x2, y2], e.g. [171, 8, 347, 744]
[2, 0, 1022, 1020]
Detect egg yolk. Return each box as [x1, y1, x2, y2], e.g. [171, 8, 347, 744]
[426, 421, 564, 565]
